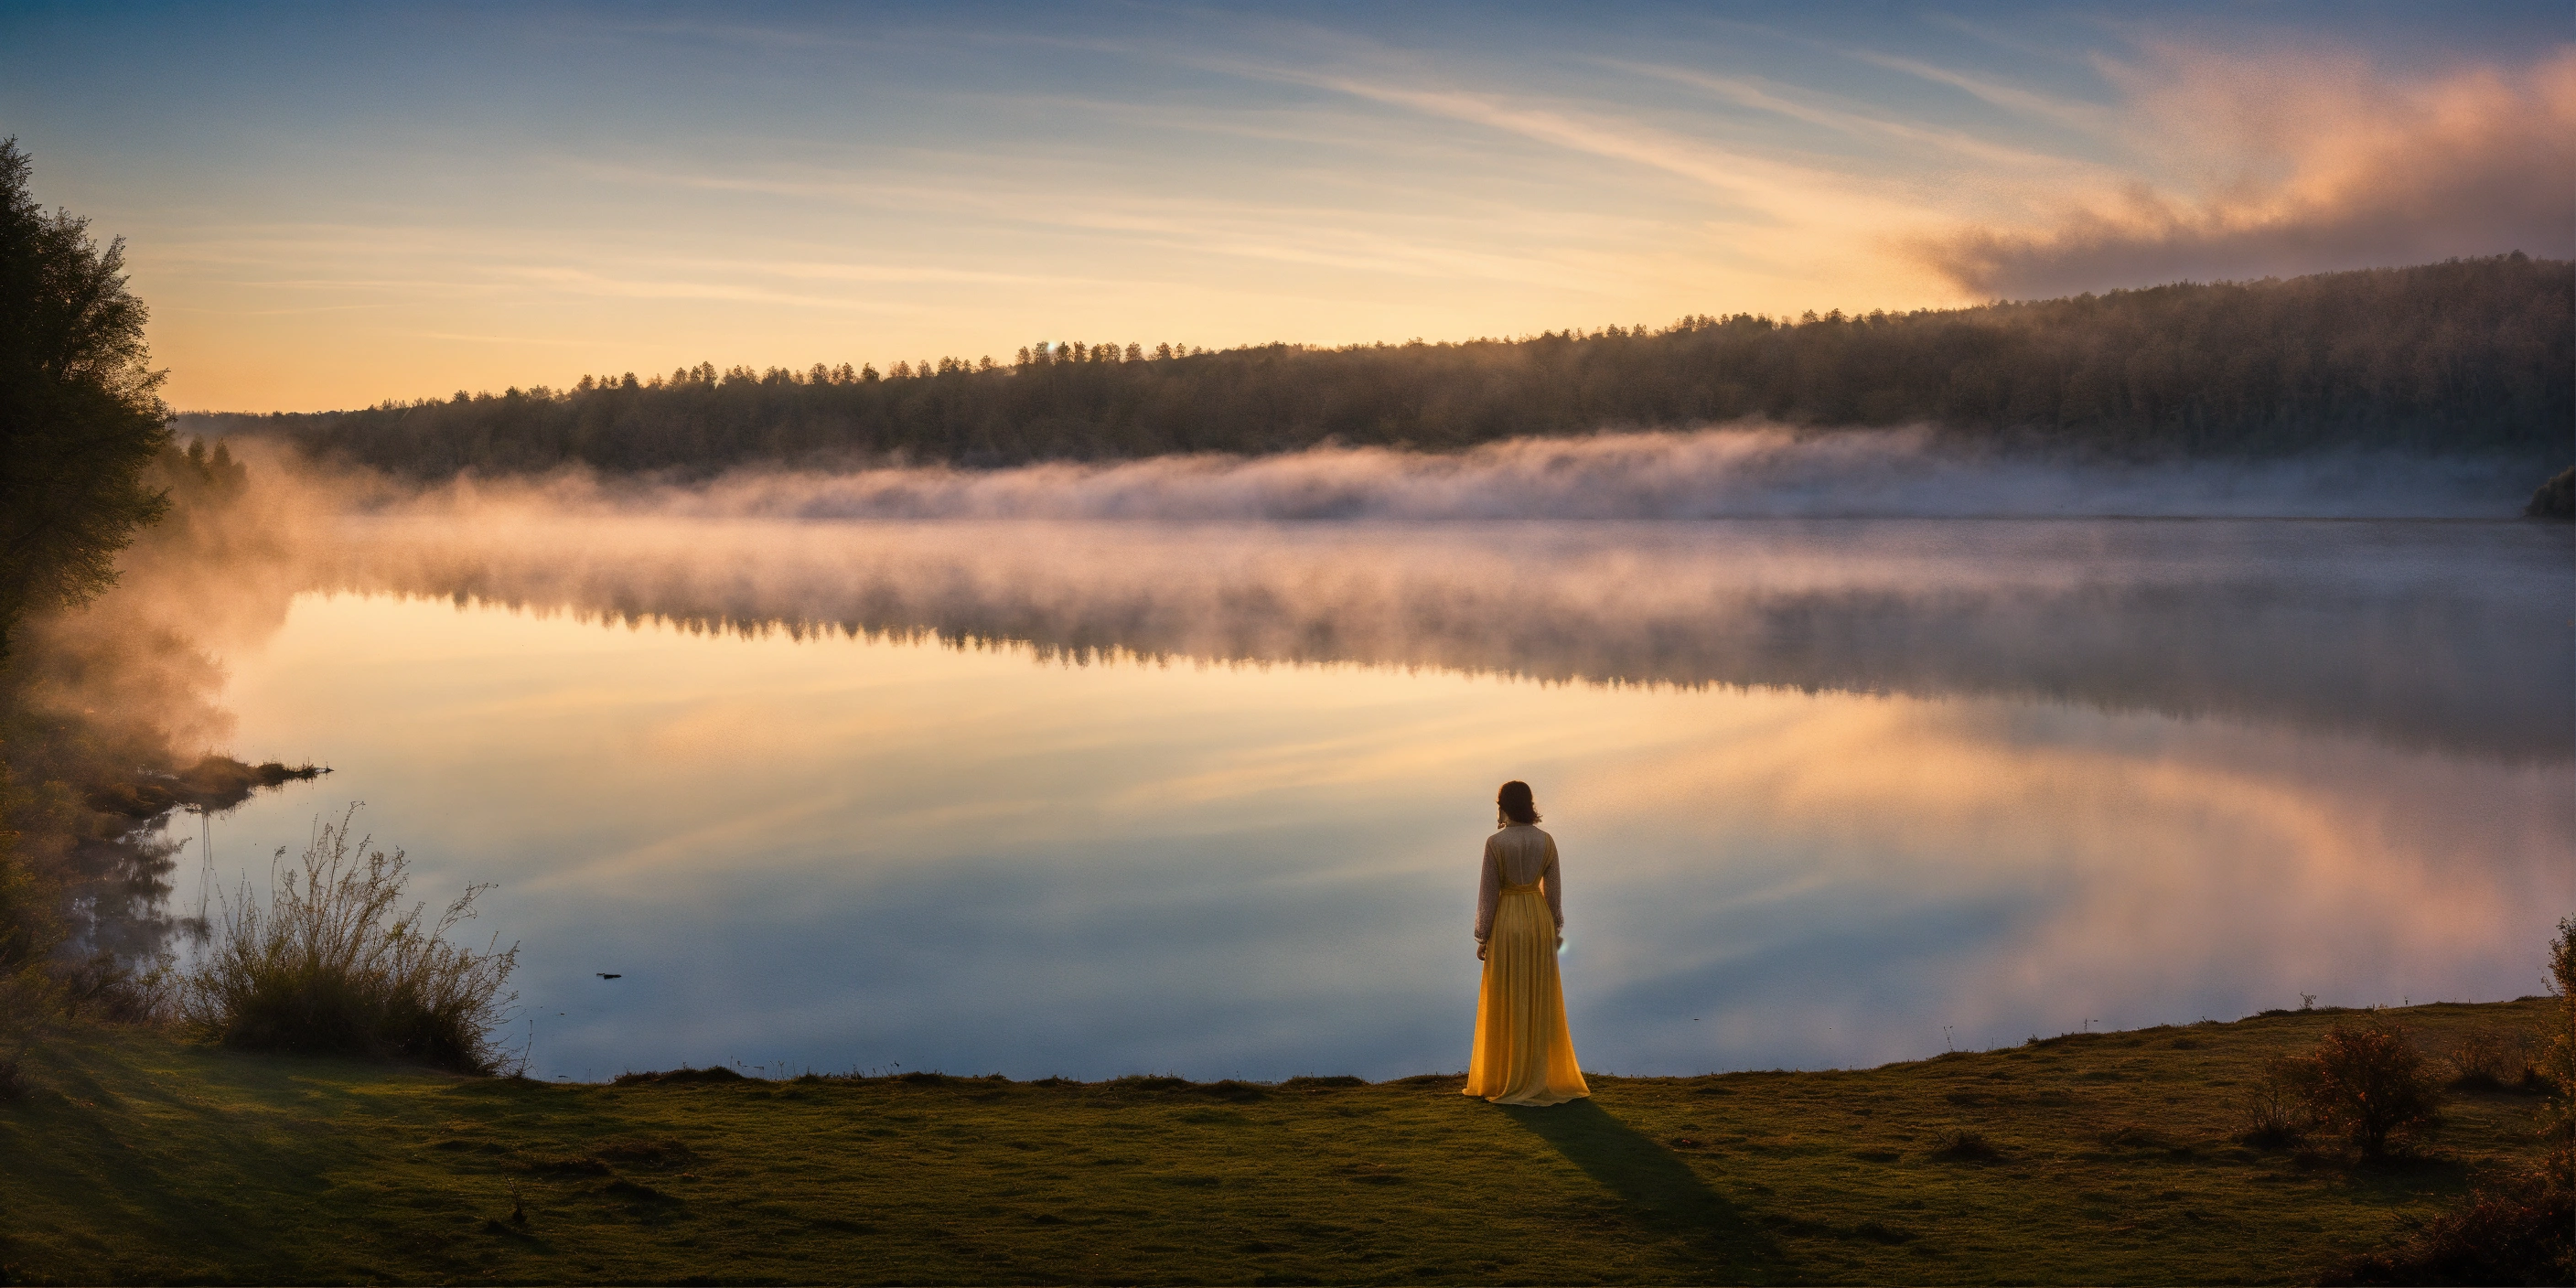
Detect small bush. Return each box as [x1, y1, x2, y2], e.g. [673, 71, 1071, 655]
[1930, 1129, 1999, 1160]
[58, 949, 168, 1025]
[2321, 1145, 2574, 1285]
[2444, 1025, 2538, 1092]
[2237, 1057, 2308, 1148]
[2292, 1019, 2446, 1157]
[177, 807, 517, 1074]
[2545, 918, 2576, 1141]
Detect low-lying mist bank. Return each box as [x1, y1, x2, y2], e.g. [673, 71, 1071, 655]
[377, 427, 2544, 521]
[0, 441, 331, 1022]
[24, 435, 2570, 813]
[180, 255, 2572, 479]
[309, 510, 2571, 761]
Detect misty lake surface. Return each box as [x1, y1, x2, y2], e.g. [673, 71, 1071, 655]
[198, 516, 2571, 1082]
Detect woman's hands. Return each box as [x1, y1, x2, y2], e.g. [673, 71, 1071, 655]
[1476, 939, 1488, 961]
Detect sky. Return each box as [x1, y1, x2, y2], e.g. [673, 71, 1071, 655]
[4, 0, 2571, 412]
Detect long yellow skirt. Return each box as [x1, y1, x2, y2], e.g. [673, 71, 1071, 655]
[1464, 887, 1589, 1106]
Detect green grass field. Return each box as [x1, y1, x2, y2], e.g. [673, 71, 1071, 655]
[2, 1000, 2556, 1285]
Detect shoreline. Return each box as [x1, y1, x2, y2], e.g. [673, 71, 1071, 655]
[5, 998, 2555, 1285]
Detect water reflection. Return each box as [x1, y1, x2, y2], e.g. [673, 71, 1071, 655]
[312, 516, 2573, 760]
[204, 513, 2573, 1079]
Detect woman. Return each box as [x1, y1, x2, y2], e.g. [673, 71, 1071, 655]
[1465, 780, 1589, 1106]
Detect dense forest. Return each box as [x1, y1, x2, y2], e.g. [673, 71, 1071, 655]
[208, 254, 2573, 478]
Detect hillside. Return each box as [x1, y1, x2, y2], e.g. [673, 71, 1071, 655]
[190, 255, 2572, 478]
[2, 1000, 2557, 1284]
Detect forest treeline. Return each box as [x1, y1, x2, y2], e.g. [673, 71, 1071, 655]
[210, 254, 2573, 478]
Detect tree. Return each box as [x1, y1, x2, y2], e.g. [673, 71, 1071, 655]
[0, 138, 169, 661]
[232, 255, 2572, 481]
[2293, 1018, 2447, 1157]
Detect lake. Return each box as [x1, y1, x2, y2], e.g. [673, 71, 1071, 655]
[193, 514, 2571, 1082]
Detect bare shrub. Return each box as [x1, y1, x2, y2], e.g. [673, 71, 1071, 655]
[2238, 1057, 2309, 1147]
[1930, 1129, 1999, 1161]
[2291, 1019, 2446, 1157]
[2443, 1025, 2538, 1092]
[59, 949, 170, 1025]
[177, 807, 517, 1073]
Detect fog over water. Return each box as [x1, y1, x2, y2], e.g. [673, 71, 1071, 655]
[392, 426, 2538, 521]
[310, 513, 2568, 761]
[134, 432, 2575, 1080]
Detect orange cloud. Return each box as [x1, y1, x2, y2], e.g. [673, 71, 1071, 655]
[1916, 45, 2576, 296]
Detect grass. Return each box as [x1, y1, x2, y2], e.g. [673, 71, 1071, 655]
[0, 1000, 2558, 1285]
[178, 806, 517, 1073]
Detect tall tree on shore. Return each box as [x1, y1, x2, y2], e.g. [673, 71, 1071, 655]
[0, 137, 170, 661]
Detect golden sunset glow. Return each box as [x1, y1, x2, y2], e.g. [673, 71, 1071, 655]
[5, 6, 2568, 411]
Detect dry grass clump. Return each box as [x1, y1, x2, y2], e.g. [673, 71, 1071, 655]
[177, 807, 517, 1073]
[2095, 1122, 2174, 1150]
[1281, 1075, 1367, 1090]
[612, 1066, 745, 1087]
[1928, 1128, 1999, 1161]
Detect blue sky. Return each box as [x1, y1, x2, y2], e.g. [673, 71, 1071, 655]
[5, 1, 2569, 410]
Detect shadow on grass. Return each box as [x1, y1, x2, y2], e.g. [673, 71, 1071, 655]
[10, 1035, 543, 1283]
[1501, 1099, 1789, 1279]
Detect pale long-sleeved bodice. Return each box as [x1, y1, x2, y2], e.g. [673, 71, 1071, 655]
[1475, 823, 1562, 943]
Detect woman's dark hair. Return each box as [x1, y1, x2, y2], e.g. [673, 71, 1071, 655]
[1497, 780, 1540, 826]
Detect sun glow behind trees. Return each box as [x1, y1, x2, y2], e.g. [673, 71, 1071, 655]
[202, 257, 2572, 478]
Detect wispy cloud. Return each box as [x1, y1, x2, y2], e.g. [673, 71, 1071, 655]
[1845, 48, 2116, 134]
[1605, 59, 2096, 172]
[583, 162, 1630, 288]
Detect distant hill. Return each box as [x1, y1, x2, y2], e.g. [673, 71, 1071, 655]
[188, 254, 2571, 478]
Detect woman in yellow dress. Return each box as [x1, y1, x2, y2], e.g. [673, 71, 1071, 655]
[1465, 780, 1589, 1106]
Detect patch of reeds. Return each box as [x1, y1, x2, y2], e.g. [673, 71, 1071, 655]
[176, 807, 517, 1074]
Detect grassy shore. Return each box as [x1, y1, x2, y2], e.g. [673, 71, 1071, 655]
[1, 1000, 2556, 1286]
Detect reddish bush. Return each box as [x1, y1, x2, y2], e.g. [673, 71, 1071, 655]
[2323, 1146, 2574, 1286]
[2292, 1019, 2445, 1157]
